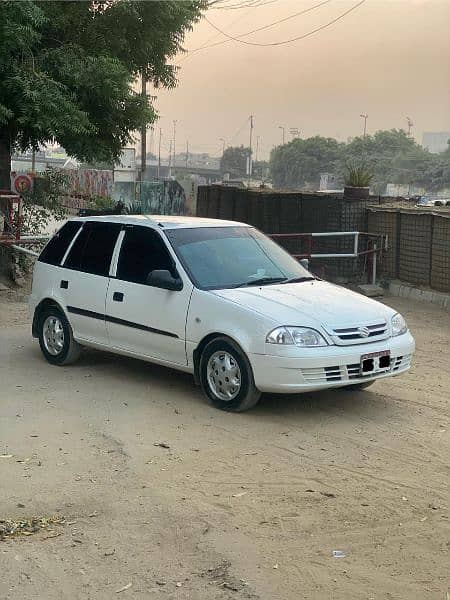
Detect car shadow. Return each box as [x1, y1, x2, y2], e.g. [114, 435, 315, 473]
[255, 387, 390, 419]
[77, 347, 196, 388]
[29, 343, 398, 422]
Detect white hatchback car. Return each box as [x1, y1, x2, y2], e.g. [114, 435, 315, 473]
[30, 215, 415, 411]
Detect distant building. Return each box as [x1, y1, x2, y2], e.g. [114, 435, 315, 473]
[422, 132, 450, 154]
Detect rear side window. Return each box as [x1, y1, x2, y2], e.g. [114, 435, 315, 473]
[38, 221, 82, 266]
[117, 226, 174, 284]
[64, 222, 121, 276]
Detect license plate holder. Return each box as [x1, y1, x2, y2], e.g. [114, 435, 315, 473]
[360, 350, 391, 375]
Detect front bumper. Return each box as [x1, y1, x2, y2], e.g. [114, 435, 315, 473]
[249, 331, 415, 393]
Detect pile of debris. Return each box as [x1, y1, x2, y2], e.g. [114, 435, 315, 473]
[0, 516, 65, 541]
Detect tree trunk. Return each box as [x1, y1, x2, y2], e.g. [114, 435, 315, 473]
[0, 129, 11, 191]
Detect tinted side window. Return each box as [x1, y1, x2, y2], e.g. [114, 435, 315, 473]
[38, 221, 82, 266]
[65, 222, 121, 276]
[117, 227, 173, 284]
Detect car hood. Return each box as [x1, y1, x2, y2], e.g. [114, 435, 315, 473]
[212, 280, 393, 329]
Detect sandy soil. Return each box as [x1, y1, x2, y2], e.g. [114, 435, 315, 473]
[0, 295, 448, 600]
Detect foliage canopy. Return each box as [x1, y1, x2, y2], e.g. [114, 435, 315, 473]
[270, 130, 450, 194]
[220, 145, 250, 177]
[0, 0, 205, 186]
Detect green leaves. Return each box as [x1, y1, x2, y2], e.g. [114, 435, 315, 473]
[21, 168, 69, 235]
[270, 136, 343, 189]
[0, 0, 205, 182]
[221, 146, 250, 177]
[269, 130, 450, 193]
[344, 162, 373, 187]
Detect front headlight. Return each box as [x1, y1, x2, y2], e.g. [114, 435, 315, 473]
[391, 313, 407, 336]
[266, 326, 328, 347]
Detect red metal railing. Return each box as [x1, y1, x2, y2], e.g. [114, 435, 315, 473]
[270, 231, 388, 284]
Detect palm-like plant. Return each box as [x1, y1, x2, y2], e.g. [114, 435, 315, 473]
[345, 162, 374, 187]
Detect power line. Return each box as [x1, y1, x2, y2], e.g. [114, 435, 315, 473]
[203, 0, 366, 47]
[209, 0, 279, 10]
[178, 1, 260, 64]
[187, 0, 333, 57]
[229, 116, 252, 144]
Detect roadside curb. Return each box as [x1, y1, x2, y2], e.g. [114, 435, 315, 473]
[388, 280, 450, 311]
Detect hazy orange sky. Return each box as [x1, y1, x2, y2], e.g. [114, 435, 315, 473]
[151, 0, 450, 160]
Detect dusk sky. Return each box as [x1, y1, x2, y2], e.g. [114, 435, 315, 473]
[150, 0, 450, 160]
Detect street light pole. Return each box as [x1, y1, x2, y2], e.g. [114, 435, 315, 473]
[248, 115, 254, 186]
[157, 128, 162, 180]
[406, 116, 414, 137]
[360, 113, 368, 138]
[172, 120, 177, 171]
[278, 125, 285, 145]
[255, 136, 260, 163]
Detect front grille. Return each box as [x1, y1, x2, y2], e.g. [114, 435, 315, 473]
[324, 366, 342, 381]
[392, 354, 412, 371]
[328, 322, 389, 346]
[301, 366, 342, 384]
[347, 363, 362, 379]
[301, 354, 411, 385]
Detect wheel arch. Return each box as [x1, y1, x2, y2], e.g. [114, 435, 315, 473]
[32, 298, 66, 338]
[192, 332, 246, 385]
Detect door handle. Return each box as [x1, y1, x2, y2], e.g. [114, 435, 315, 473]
[113, 292, 124, 302]
[60, 280, 68, 289]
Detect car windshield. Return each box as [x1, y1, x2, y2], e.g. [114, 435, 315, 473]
[165, 226, 312, 290]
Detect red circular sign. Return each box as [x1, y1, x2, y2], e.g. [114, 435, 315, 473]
[14, 175, 32, 193]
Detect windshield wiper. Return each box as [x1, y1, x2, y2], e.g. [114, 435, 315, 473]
[283, 276, 316, 284]
[238, 276, 288, 287]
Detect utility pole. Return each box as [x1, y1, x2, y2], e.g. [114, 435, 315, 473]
[289, 127, 300, 139]
[360, 113, 368, 138]
[140, 72, 147, 176]
[149, 126, 154, 157]
[248, 115, 254, 186]
[278, 125, 285, 145]
[406, 116, 414, 137]
[255, 136, 260, 163]
[157, 128, 162, 180]
[219, 138, 225, 175]
[185, 140, 189, 169]
[172, 120, 177, 171]
[168, 140, 172, 178]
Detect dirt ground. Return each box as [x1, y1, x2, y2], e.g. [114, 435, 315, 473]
[0, 294, 448, 600]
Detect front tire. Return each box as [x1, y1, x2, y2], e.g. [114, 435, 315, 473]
[38, 306, 81, 366]
[199, 337, 261, 412]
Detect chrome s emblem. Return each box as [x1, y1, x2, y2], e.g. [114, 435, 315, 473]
[358, 326, 370, 338]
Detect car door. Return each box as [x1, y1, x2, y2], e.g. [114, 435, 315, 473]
[105, 225, 193, 365]
[58, 221, 121, 346]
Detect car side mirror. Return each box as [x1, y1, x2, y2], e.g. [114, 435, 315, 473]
[146, 269, 183, 291]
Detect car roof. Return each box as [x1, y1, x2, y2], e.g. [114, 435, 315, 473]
[71, 215, 248, 229]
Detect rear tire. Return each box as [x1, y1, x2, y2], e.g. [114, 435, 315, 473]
[199, 337, 261, 412]
[38, 306, 81, 366]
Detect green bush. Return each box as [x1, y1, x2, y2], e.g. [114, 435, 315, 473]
[87, 195, 116, 210]
[344, 163, 374, 187]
